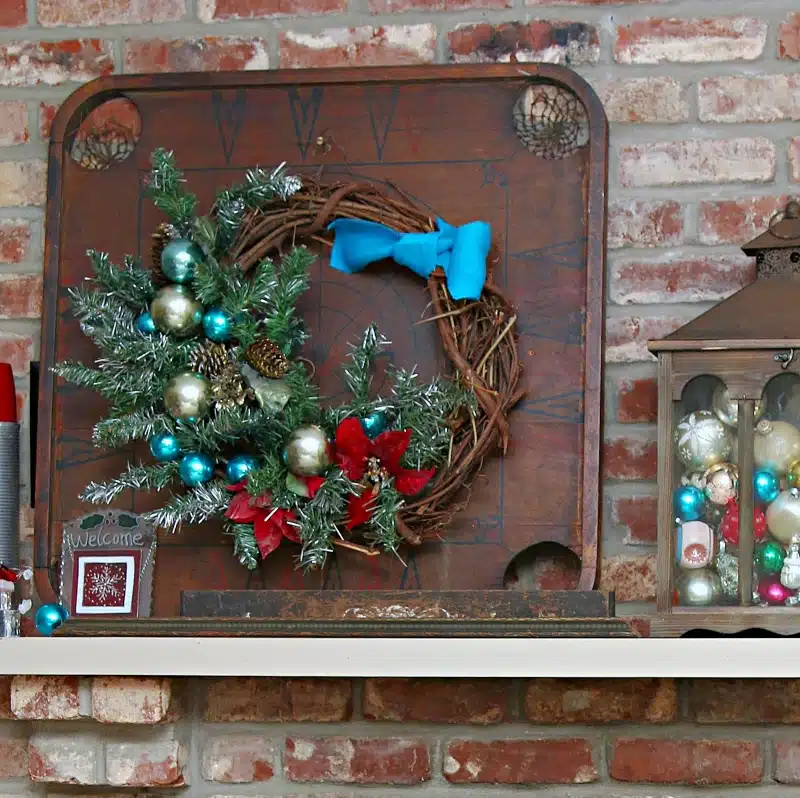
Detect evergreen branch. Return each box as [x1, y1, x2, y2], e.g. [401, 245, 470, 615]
[366, 484, 403, 553]
[226, 522, 259, 570]
[246, 452, 293, 508]
[93, 410, 174, 449]
[69, 286, 138, 332]
[343, 323, 389, 404]
[193, 216, 218, 253]
[144, 148, 198, 235]
[191, 251, 230, 307]
[86, 250, 154, 307]
[262, 247, 314, 354]
[175, 405, 274, 454]
[81, 462, 180, 505]
[143, 480, 231, 534]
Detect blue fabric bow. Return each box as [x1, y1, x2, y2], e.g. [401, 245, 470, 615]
[327, 217, 491, 301]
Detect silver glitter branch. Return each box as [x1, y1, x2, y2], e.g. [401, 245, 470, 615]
[81, 462, 179, 505]
[144, 481, 231, 534]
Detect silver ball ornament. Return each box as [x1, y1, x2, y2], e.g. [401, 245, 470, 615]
[676, 568, 722, 607]
[675, 410, 733, 472]
[150, 285, 202, 338]
[282, 425, 332, 477]
[754, 420, 800, 476]
[766, 488, 800, 544]
[712, 384, 764, 428]
[164, 371, 211, 422]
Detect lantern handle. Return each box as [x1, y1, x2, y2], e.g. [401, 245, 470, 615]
[775, 349, 795, 369]
[768, 200, 800, 239]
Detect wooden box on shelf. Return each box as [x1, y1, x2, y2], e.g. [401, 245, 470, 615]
[649, 200, 800, 637]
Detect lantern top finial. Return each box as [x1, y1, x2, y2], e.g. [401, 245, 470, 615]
[742, 198, 800, 255]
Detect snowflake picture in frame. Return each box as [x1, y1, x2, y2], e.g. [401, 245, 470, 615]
[60, 510, 155, 617]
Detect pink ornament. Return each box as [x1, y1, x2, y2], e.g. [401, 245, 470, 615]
[758, 575, 795, 606]
[720, 500, 767, 546]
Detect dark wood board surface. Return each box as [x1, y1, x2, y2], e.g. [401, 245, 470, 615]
[37, 64, 608, 626]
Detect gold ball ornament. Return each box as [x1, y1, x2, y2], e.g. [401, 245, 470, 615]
[676, 568, 722, 607]
[703, 462, 739, 506]
[766, 488, 800, 544]
[712, 384, 765, 428]
[150, 285, 202, 338]
[788, 460, 800, 489]
[282, 425, 332, 477]
[754, 419, 800, 476]
[164, 371, 211, 421]
[674, 410, 733, 472]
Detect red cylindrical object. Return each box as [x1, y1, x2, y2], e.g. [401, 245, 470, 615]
[0, 363, 16, 423]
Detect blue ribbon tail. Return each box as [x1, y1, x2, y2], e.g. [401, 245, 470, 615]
[328, 218, 400, 275]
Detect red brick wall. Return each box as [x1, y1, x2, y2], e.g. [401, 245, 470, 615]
[1, 0, 798, 791]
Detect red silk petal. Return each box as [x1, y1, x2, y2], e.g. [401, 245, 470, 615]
[346, 490, 377, 530]
[225, 490, 259, 522]
[303, 476, 326, 498]
[254, 513, 284, 558]
[250, 491, 272, 510]
[336, 453, 366, 482]
[394, 467, 435, 496]
[226, 480, 246, 493]
[372, 429, 412, 475]
[0, 566, 16, 582]
[277, 509, 302, 543]
[335, 417, 372, 460]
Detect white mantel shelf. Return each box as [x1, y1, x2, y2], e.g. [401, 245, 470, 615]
[0, 638, 796, 676]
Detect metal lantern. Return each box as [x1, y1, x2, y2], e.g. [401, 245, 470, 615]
[649, 197, 800, 636]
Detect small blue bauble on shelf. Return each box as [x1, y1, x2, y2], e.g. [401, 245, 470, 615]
[135, 311, 157, 335]
[179, 452, 215, 487]
[149, 432, 182, 462]
[673, 485, 704, 521]
[161, 238, 204, 284]
[361, 410, 388, 439]
[755, 469, 780, 504]
[226, 454, 259, 484]
[35, 603, 69, 637]
[202, 307, 233, 343]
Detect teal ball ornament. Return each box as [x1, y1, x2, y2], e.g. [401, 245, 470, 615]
[161, 238, 204, 284]
[202, 307, 233, 343]
[755, 469, 780, 504]
[150, 285, 202, 338]
[361, 410, 388, 439]
[35, 603, 68, 636]
[135, 311, 157, 335]
[179, 452, 215, 486]
[149, 432, 182, 462]
[226, 454, 258, 484]
[674, 485, 705, 521]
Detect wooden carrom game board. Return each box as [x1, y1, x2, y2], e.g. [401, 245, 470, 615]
[36, 64, 624, 636]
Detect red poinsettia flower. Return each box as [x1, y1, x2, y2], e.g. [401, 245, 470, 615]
[225, 482, 300, 558]
[334, 417, 435, 529]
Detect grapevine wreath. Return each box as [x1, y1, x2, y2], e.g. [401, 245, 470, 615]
[55, 150, 524, 571]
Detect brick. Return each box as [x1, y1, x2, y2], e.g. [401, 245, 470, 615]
[599, 554, 657, 601]
[91, 677, 171, 724]
[448, 21, 599, 65]
[610, 738, 763, 784]
[0, 40, 113, 86]
[201, 735, 274, 783]
[0, 0, 25, 26]
[688, 679, 800, 723]
[0, 102, 27, 146]
[699, 75, 800, 123]
[0, 738, 27, 777]
[608, 200, 683, 250]
[370, 0, 508, 12]
[776, 740, 800, 783]
[11, 676, 80, 720]
[611, 495, 658, 544]
[0, 333, 34, 376]
[39, 102, 57, 140]
[285, 737, 430, 784]
[611, 254, 754, 306]
[29, 736, 99, 784]
[598, 78, 688, 123]
[0, 677, 11, 718]
[699, 196, 789, 246]
[105, 738, 184, 787]
[604, 436, 656, 481]
[39, 0, 183, 26]
[200, 0, 344, 20]
[0, 274, 42, 318]
[205, 678, 351, 722]
[792, 138, 800, 183]
[619, 138, 775, 188]
[606, 317, 682, 363]
[363, 679, 506, 724]
[124, 37, 268, 73]
[0, 160, 46, 207]
[616, 377, 657, 424]
[779, 12, 800, 60]
[444, 739, 596, 784]
[280, 25, 435, 69]
[0, 221, 30, 263]
[525, 678, 676, 723]
[615, 17, 766, 64]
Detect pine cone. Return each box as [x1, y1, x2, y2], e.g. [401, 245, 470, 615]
[244, 337, 289, 379]
[151, 222, 178, 287]
[189, 341, 230, 379]
[212, 363, 251, 410]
